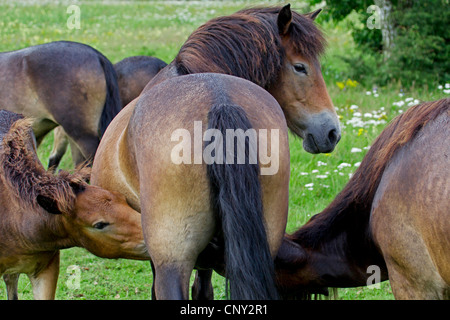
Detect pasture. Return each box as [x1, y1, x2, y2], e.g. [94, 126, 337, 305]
[0, 0, 448, 300]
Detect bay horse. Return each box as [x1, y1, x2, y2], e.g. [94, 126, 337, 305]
[94, 72, 290, 299]
[92, 4, 340, 299]
[48, 55, 167, 171]
[0, 110, 149, 300]
[0, 41, 121, 170]
[275, 98, 450, 300]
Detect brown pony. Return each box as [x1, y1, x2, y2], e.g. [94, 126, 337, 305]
[0, 41, 121, 170]
[276, 98, 450, 300]
[94, 72, 290, 300]
[48, 55, 167, 171]
[136, 4, 340, 154]
[92, 5, 339, 300]
[0, 110, 149, 300]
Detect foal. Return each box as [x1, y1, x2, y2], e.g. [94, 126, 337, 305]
[0, 110, 148, 299]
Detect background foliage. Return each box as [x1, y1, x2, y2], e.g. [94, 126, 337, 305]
[312, 0, 450, 86]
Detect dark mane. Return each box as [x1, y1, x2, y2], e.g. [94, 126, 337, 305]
[0, 112, 88, 213]
[291, 98, 450, 248]
[175, 6, 326, 89]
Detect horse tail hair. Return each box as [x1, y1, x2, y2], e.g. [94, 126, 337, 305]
[206, 104, 278, 300]
[96, 51, 122, 138]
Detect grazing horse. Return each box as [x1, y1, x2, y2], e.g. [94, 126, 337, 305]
[48, 55, 167, 171]
[275, 98, 450, 300]
[0, 110, 149, 300]
[92, 4, 340, 299]
[0, 41, 121, 170]
[94, 73, 290, 299]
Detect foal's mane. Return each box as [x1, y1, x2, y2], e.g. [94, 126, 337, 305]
[0, 112, 88, 213]
[175, 6, 326, 89]
[291, 98, 450, 248]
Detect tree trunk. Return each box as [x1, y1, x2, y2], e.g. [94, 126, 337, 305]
[376, 0, 395, 59]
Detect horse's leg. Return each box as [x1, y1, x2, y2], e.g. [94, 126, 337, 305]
[3, 274, 20, 300]
[150, 261, 157, 300]
[64, 133, 98, 166]
[192, 269, 214, 300]
[48, 126, 69, 171]
[69, 140, 88, 167]
[142, 205, 214, 300]
[152, 263, 192, 300]
[387, 260, 447, 300]
[28, 251, 60, 300]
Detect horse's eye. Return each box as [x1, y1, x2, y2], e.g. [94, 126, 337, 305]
[93, 221, 110, 230]
[294, 64, 307, 75]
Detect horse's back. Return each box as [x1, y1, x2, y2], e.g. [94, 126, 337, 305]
[0, 41, 106, 127]
[371, 104, 450, 298]
[128, 73, 289, 213]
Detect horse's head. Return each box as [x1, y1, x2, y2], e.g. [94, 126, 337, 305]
[175, 4, 340, 153]
[275, 237, 329, 299]
[38, 180, 148, 260]
[268, 5, 341, 154]
[68, 185, 148, 260]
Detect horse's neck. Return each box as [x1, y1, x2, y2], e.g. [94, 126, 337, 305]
[0, 186, 73, 255]
[295, 200, 388, 287]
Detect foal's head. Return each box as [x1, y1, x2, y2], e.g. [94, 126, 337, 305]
[0, 111, 148, 260]
[59, 183, 148, 260]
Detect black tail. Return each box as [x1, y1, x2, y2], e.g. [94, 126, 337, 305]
[96, 52, 122, 138]
[206, 104, 278, 300]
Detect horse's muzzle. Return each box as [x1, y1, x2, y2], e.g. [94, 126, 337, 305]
[302, 112, 341, 154]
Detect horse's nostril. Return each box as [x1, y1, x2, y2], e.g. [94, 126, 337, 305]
[328, 129, 338, 145]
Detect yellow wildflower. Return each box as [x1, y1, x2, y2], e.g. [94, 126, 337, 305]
[336, 81, 345, 90]
[346, 79, 358, 88]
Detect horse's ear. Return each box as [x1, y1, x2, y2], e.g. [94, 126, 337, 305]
[304, 8, 322, 21]
[277, 4, 293, 36]
[69, 181, 86, 194]
[37, 195, 63, 215]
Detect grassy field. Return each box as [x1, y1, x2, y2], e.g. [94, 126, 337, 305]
[0, 0, 448, 300]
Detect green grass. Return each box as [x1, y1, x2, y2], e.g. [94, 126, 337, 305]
[0, 0, 448, 300]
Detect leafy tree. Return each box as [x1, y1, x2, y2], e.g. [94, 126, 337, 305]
[314, 0, 450, 86]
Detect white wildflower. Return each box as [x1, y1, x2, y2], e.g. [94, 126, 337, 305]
[337, 162, 352, 169]
[351, 147, 362, 153]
